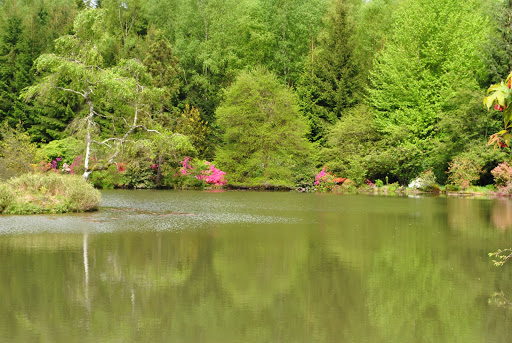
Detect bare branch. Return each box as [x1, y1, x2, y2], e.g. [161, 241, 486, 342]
[55, 87, 85, 97]
[91, 139, 113, 149]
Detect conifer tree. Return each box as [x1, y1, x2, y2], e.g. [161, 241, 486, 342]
[485, 0, 512, 85]
[297, 0, 359, 143]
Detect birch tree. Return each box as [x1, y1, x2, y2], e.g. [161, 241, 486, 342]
[22, 8, 162, 180]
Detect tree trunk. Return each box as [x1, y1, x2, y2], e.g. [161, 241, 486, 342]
[82, 93, 94, 181]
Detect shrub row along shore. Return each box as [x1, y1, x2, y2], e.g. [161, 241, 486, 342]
[0, 167, 504, 216]
[0, 173, 101, 215]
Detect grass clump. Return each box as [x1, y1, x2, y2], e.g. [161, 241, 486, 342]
[0, 173, 101, 214]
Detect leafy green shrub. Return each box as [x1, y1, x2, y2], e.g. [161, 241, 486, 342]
[447, 156, 482, 190]
[1, 173, 101, 214]
[346, 158, 367, 187]
[408, 169, 438, 192]
[375, 179, 384, 187]
[123, 160, 156, 189]
[339, 179, 356, 193]
[38, 137, 83, 164]
[89, 164, 127, 189]
[322, 105, 384, 183]
[386, 182, 400, 194]
[0, 124, 38, 180]
[0, 184, 15, 211]
[445, 184, 461, 192]
[215, 67, 313, 187]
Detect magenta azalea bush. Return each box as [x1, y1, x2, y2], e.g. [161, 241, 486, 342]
[37, 155, 84, 175]
[180, 157, 227, 186]
[314, 167, 346, 192]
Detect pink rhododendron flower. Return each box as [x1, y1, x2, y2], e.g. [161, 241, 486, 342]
[179, 158, 227, 186]
[180, 157, 194, 175]
[315, 167, 328, 185]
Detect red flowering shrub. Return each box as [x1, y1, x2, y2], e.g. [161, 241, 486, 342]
[314, 167, 346, 192]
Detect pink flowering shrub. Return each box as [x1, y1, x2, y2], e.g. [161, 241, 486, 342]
[492, 162, 512, 187]
[196, 161, 227, 185]
[180, 156, 195, 175]
[179, 157, 227, 187]
[314, 167, 346, 192]
[36, 155, 84, 176]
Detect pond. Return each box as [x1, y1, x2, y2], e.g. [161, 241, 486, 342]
[1, 190, 512, 342]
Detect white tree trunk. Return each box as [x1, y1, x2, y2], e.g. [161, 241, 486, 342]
[82, 95, 94, 181]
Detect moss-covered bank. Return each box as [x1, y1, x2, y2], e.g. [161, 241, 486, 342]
[0, 173, 101, 214]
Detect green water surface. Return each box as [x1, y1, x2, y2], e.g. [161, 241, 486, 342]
[1, 190, 512, 342]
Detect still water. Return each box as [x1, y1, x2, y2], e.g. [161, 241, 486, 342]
[1, 190, 512, 342]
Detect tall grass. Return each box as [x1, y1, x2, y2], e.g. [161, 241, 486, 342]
[0, 173, 101, 214]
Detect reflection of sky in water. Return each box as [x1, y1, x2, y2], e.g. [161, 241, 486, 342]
[1, 189, 510, 235]
[0, 190, 301, 235]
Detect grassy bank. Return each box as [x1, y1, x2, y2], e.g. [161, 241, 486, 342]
[0, 173, 101, 214]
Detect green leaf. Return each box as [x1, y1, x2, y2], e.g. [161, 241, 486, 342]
[504, 134, 512, 146]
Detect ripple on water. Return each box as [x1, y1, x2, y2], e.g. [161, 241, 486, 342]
[0, 193, 299, 235]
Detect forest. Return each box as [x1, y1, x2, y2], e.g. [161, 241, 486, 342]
[1, 0, 512, 190]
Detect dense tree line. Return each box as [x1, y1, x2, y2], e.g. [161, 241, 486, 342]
[0, 0, 511, 187]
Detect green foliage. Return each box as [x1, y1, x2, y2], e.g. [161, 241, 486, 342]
[297, 0, 360, 143]
[0, 0, 509, 187]
[482, 0, 512, 85]
[367, 0, 489, 183]
[447, 156, 482, 190]
[0, 183, 15, 212]
[23, 8, 171, 181]
[320, 104, 383, 184]
[175, 104, 210, 158]
[408, 169, 439, 192]
[215, 68, 313, 187]
[143, 27, 180, 112]
[89, 164, 125, 189]
[0, 173, 101, 214]
[0, 123, 38, 180]
[484, 72, 512, 150]
[102, 0, 148, 61]
[38, 137, 83, 163]
[489, 248, 512, 267]
[0, 1, 79, 139]
[352, 0, 398, 84]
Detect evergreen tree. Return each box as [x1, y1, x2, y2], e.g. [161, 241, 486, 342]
[143, 27, 180, 115]
[0, 15, 28, 125]
[0, 1, 79, 141]
[484, 0, 512, 85]
[297, 0, 359, 143]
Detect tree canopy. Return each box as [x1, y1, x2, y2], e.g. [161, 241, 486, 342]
[0, 0, 510, 186]
[215, 68, 313, 187]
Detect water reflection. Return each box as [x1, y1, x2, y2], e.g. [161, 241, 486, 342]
[213, 225, 308, 309]
[1, 192, 512, 342]
[492, 199, 512, 230]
